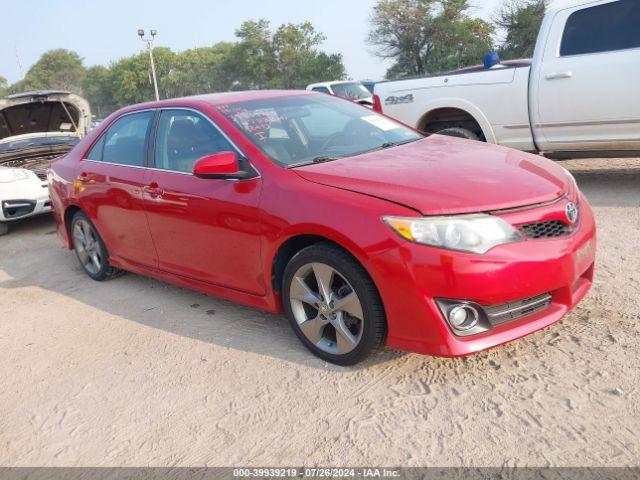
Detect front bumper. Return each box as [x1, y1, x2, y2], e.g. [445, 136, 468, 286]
[369, 194, 597, 357]
[0, 177, 51, 222]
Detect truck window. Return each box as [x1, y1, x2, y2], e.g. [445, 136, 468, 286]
[560, 0, 640, 56]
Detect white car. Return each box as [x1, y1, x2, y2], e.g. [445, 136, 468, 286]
[306, 81, 375, 108]
[0, 91, 90, 235]
[373, 0, 640, 157]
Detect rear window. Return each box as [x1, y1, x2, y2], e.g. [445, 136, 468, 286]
[560, 0, 640, 56]
[86, 111, 153, 166]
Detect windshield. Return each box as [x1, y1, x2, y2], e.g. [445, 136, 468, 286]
[331, 82, 372, 101]
[0, 135, 79, 153]
[216, 94, 423, 167]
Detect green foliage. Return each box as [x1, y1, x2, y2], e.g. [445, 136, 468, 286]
[495, 0, 547, 60]
[14, 49, 86, 93]
[227, 20, 346, 90]
[3, 20, 345, 117]
[0, 75, 7, 97]
[369, 0, 495, 78]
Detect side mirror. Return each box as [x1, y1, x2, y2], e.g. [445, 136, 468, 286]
[193, 151, 249, 180]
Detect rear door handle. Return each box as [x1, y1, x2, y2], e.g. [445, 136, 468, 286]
[546, 71, 573, 80]
[143, 183, 164, 198]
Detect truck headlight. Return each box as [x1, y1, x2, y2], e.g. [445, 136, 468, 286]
[0, 168, 29, 183]
[383, 214, 523, 254]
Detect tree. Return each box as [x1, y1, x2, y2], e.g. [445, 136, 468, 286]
[0, 75, 7, 97]
[228, 20, 346, 89]
[368, 0, 494, 79]
[271, 22, 345, 89]
[83, 66, 116, 118]
[19, 49, 86, 93]
[3, 19, 344, 117]
[494, 0, 547, 60]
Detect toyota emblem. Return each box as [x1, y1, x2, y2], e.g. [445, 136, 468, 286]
[565, 202, 579, 225]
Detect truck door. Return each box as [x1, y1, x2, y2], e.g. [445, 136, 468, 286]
[532, 0, 640, 152]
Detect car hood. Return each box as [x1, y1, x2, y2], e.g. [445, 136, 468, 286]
[0, 91, 91, 142]
[294, 135, 570, 215]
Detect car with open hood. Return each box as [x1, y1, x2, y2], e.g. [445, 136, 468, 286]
[48, 90, 596, 365]
[0, 90, 90, 235]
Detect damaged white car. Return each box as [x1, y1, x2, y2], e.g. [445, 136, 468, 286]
[0, 91, 90, 235]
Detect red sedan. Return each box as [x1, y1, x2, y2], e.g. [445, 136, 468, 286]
[48, 91, 596, 365]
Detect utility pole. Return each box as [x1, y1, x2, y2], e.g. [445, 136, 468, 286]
[137, 29, 160, 101]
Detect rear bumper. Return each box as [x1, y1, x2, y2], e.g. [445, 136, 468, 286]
[368, 194, 597, 357]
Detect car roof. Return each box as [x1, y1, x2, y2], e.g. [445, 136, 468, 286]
[307, 80, 359, 89]
[121, 90, 311, 113]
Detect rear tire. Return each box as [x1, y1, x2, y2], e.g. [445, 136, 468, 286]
[435, 127, 480, 141]
[70, 211, 123, 281]
[0, 222, 8, 236]
[282, 242, 386, 365]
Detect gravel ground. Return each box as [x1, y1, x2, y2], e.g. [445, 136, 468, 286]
[0, 158, 638, 467]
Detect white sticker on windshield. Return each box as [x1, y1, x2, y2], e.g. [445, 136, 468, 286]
[361, 115, 400, 131]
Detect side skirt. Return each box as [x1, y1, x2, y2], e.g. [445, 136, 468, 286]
[109, 256, 282, 314]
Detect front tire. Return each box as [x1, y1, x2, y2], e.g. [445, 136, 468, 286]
[282, 242, 386, 365]
[70, 211, 123, 281]
[0, 222, 8, 236]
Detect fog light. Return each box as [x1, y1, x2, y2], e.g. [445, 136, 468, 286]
[448, 305, 479, 331]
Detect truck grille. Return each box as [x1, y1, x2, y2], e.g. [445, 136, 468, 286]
[484, 293, 552, 326]
[519, 220, 572, 239]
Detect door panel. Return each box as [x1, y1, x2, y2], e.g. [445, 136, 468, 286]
[77, 110, 157, 267]
[143, 171, 264, 294]
[79, 161, 157, 267]
[143, 108, 264, 295]
[533, 0, 640, 151]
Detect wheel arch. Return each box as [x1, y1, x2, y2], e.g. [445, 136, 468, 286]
[63, 204, 83, 249]
[416, 99, 496, 143]
[270, 230, 373, 296]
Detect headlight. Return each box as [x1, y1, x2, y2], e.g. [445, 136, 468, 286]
[0, 168, 29, 183]
[383, 214, 523, 254]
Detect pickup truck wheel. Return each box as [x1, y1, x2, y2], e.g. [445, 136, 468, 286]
[435, 127, 480, 141]
[0, 222, 8, 236]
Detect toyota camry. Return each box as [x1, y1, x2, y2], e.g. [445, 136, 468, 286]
[48, 91, 596, 365]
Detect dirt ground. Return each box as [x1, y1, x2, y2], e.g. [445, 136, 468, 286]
[0, 158, 638, 467]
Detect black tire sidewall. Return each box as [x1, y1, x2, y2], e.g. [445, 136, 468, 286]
[282, 245, 384, 365]
[70, 212, 112, 281]
[436, 127, 480, 141]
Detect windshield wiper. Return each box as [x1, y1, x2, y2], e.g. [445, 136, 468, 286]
[312, 156, 340, 163]
[286, 156, 341, 169]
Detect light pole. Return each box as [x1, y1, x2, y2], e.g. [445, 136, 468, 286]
[138, 29, 160, 101]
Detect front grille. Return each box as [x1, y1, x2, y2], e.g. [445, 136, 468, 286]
[519, 220, 572, 239]
[484, 293, 552, 326]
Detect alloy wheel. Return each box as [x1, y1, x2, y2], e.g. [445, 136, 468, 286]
[289, 262, 364, 355]
[73, 219, 103, 276]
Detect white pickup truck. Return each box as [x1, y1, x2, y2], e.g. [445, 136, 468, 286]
[374, 0, 640, 156]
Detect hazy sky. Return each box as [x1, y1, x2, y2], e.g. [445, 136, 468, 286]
[2, 0, 579, 85]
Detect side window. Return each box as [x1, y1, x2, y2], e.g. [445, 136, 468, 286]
[101, 111, 153, 167]
[154, 109, 235, 173]
[560, 0, 640, 56]
[312, 87, 331, 94]
[86, 135, 105, 161]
